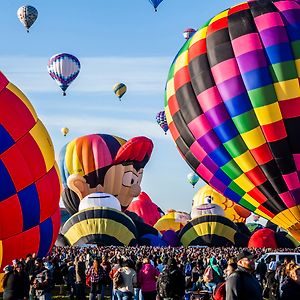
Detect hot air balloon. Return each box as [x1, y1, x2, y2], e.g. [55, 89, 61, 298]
[154, 210, 190, 233]
[156, 111, 169, 134]
[126, 192, 163, 226]
[165, 0, 300, 242]
[47, 53, 80, 96]
[113, 83, 127, 100]
[178, 215, 240, 247]
[61, 127, 69, 137]
[183, 28, 196, 40]
[248, 228, 277, 248]
[187, 172, 200, 188]
[17, 5, 38, 33]
[59, 134, 153, 213]
[0, 72, 61, 283]
[60, 207, 137, 246]
[148, 0, 164, 12]
[193, 185, 251, 222]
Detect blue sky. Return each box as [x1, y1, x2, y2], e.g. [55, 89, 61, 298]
[1, 0, 246, 214]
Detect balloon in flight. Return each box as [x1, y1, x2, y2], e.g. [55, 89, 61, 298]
[47, 53, 80, 96]
[113, 83, 127, 100]
[156, 111, 168, 134]
[17, 5, 38, 32]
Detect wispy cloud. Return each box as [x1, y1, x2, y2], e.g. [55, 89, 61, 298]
[41, 113, 169, 140]
[0, 56, 172, 94]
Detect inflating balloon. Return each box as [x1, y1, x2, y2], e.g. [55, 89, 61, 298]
[193, 185, 251, 222]
[246, 223, 264, 233]
[47, 53, 80, 96]
[248, 228, 277, 249]
[191, 203, 225, 219]
[17, 5, 38, 33]
[126, 192, 163, 226]
[78, 193, 121, 212]
[61, 127, 69, 137]
[187, 172, 200, 188]
[183, 28, 196, 40]
[61, 207, 137, 246]
[113, 83, 127, 100]
[165, 0, 300, 241]
[154, 210, 190, 233]
[59, 134, 153, 213]
[0, 72, 61, 279]
[179, 215, 240, 247]
[148, 0, 164, 12]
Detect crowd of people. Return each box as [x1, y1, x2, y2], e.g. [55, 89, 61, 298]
[1, 246, 300, 300]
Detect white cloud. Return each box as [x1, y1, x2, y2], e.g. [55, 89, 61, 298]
[0, 56, 171, 94]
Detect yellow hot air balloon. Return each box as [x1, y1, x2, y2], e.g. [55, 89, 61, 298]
[193, 185, 251, 223]
[113, 83, 127, 100]
[61, 127, 69, 137]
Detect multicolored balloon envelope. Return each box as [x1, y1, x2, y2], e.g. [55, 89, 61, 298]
[178, 215, 240, 247]
[47, 53, 80, 96]
[60, 207, 137, 246]
[165, 0, 300, 241]
[156, 111, 169, 134]
[0, 72, 61, 273]
[17, 5, 38, 32]
[59, 134, 153, 213]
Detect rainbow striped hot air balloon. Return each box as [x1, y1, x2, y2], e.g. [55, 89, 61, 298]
[165, 0, 300, 241]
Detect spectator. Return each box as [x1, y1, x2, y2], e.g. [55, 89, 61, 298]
[86, 258, 104, 300]
[138, 258, 160, 300]
[280, 264, 300, 299]
[225, 250, 262, 300]
[74, 255, 86, 300]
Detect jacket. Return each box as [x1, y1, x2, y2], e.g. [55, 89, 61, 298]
[225, 267, 262, 300]
[138, 263, 160, 292]
[280, 278, 300, 300]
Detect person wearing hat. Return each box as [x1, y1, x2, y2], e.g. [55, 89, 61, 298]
[225, 250, 262, 300]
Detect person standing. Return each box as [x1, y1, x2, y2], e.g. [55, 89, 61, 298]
[74, 255, 86, 300]
[280, 264, 300, 299]
[115, 260, 137, 300]
[86, 259, 104, 300]
[138, 258, 160, 300]
[225, 250, 262, 300]
[2, 265, 17, 300]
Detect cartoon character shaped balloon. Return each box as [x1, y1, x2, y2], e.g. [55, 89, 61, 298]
[17, 5, 38, 32]
[47, 53, 80, 96]
[0, 72, 61, 282]
[59, 134, 153, 214]
[165, 0, 300, 241]
[192, 185, 251, 222]
[154, 210, 190, 233]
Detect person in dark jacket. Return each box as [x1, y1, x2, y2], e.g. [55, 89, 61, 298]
[15, 262, 30, 300]
[255, 258, 267, 287]
[225, 250, 262, 300]
[157, 258, 185, 300]
[280, 264, 300, 300]
[2, 265, 17, 300]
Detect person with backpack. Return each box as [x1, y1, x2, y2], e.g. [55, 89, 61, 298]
[115, 259, 137, 300]
[184, 260, 193, 289]
[203, 257, 224, 294]
[225, 250, 262, 300]
[157, 258, 185, 300]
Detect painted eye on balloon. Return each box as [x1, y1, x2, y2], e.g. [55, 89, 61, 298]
[204, 196, 213, 204]
[122, 171, 139, 187]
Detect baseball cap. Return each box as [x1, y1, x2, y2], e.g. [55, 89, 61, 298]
[237, 250, 254, 261]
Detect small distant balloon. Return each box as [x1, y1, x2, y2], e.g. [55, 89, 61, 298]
[113, 83, 127, 100]
[47, 53, 80, 96]
[148, 0, 164, 12]
[183, 28, 196, 40]
[156, 111, 168, 134]
[17, 5, 38, 33]
[61, 127, 69, 137]
[187, 172, 200, 188]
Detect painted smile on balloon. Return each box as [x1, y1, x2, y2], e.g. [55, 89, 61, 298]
[196, 205, 216, 210]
